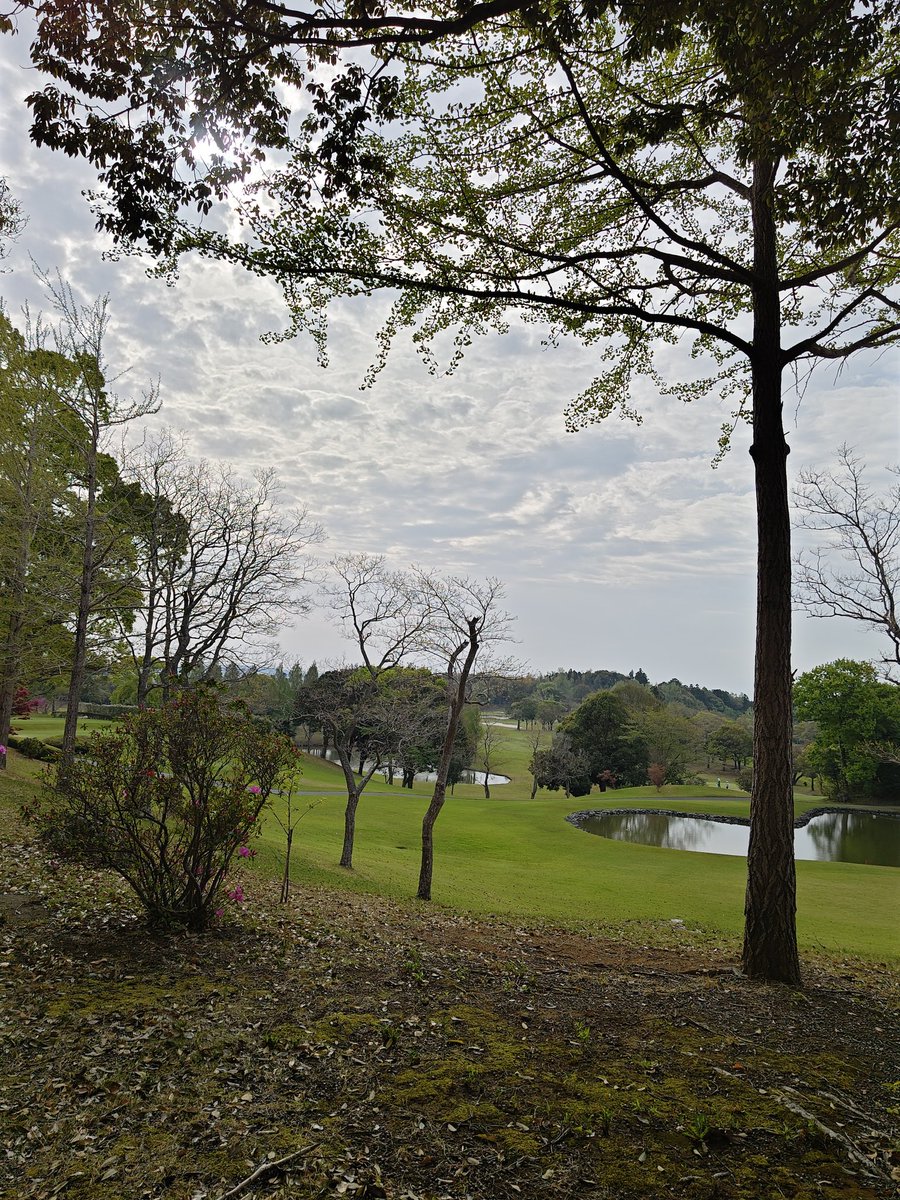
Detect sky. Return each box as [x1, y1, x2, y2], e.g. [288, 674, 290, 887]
[1, 31, 897, 696]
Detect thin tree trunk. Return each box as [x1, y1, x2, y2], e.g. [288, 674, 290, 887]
[340, 789, 360, 868]
[741, 158, 801, 986]
[62, 412, 99, 773]
[0, 413, 41, 766]
[418, 622, 479, 902]
[280, 826, 293, 902]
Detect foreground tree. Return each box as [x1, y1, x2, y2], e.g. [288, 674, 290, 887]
[0, 311, 78, 763]
[794, 447, 899, 680]
[13, 1, 900, 982]
[26, 686, 296, 930]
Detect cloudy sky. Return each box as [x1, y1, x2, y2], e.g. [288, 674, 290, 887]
[1, 31, 897, 695]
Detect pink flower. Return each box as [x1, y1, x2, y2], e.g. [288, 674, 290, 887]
[226, 885, 245, 903]
[0, 745, 6, 756]
[238, 846, 251, 858]
[215, 907, 224, 919]
[248, 785, 261, 795]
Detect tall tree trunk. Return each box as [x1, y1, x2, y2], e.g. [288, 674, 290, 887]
[0, 610, 25, 769]
[336, 746, 362, 868]
[741, 159, 801, 986]
[62, 412, 99, 773]
[0, 414, 41, 766]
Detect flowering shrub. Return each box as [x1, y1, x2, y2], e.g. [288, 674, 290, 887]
[25, 685, 297, 932]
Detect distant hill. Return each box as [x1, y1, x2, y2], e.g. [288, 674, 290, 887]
[652, 678, 752, 719]
[492, 669, 751, 719]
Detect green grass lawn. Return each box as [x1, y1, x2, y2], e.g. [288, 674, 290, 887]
[252, 724, 899, 963]
[2, 720, 897, 963]
[9, 714, 114, 741]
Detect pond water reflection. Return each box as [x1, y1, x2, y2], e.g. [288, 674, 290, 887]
[572, 809, 900, 867]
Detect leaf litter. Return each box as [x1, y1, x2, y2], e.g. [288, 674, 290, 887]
[0, 835, 897, 1200]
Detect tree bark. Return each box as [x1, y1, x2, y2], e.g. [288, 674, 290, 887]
[741, 159, 801, 986]
[340, 788, 360, 868]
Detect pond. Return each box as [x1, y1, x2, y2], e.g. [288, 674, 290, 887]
[568, 808, 900, 867]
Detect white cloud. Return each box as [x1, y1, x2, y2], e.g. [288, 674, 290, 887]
[1, 34, 897, 692]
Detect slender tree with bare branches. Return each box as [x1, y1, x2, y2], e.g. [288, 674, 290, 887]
[795, 447, 900, 680]
[415, 575, 514, 901]
[123, 433, 322, 703]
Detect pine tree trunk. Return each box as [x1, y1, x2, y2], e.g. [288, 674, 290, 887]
[741, 159, 801, 986]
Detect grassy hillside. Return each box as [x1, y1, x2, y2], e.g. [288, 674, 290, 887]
[2, 720, 896, 961]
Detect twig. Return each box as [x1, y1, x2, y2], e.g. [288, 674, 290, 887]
[770, 1090, 887, 1181]
[216, 1141, 322, 1200]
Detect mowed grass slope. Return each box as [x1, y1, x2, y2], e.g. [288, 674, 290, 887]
[256, 723, 900, 962]
[2, 719, 897, 961]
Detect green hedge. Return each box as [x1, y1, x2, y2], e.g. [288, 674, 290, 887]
[7, 736, 62, 763]
[41, 735, 91, 754]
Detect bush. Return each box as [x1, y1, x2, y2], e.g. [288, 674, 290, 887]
[41, 735, 91, 754]
[736, 766, 753, 793]
[7, 736, 61, 763]
[24, 686, 298, 932]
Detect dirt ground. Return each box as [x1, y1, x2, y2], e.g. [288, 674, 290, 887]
[1, 841, 898, 1200]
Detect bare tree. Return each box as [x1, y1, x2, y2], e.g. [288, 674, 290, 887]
[322, 553, 433, 674]
[475, 720, 507, 800]
[0, 178, 25, 261]
[795, 447, 900, 680]
[0, 309, 77, 763]
[317, 555, 438, 866]
[268, 778, 324, 904]
[415, 575, 514, 902]
[123, 433, 322, 701]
